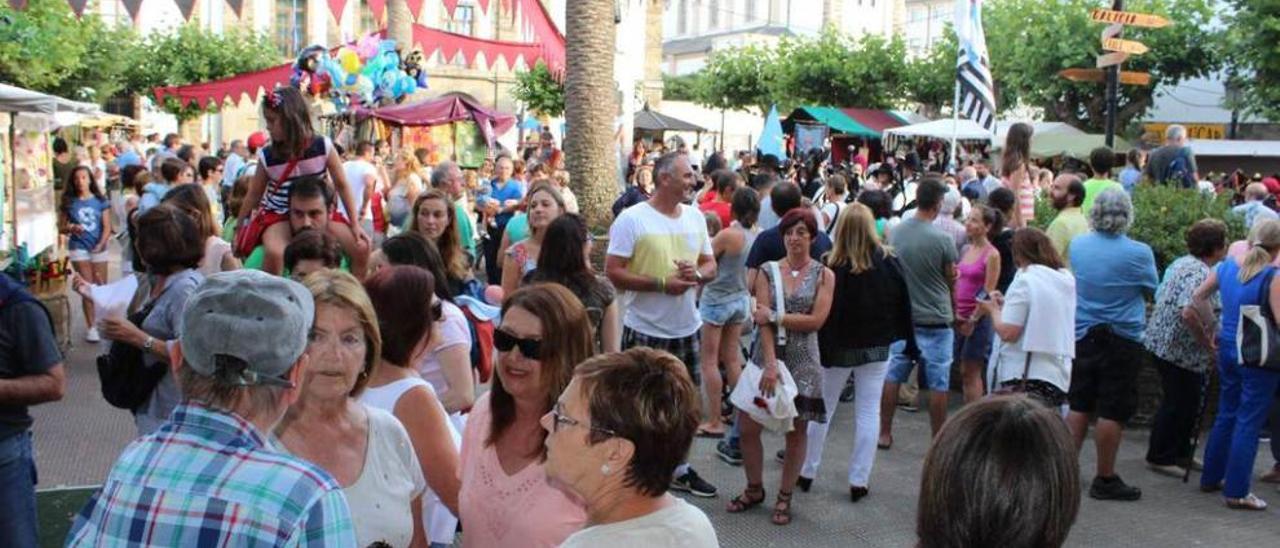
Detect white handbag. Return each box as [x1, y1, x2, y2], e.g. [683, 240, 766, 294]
[729, 261, 798, 433]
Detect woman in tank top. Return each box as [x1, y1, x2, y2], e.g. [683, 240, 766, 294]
[953, 204, 1002, 403]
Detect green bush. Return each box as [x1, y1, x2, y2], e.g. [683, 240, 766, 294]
[1030, 184, 1243, 273]
[1129, 184, 1244, 272]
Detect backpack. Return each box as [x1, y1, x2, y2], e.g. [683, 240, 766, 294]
[1166, 149, 1196, 189]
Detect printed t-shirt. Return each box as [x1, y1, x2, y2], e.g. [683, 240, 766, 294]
[607, 201, 712, 339]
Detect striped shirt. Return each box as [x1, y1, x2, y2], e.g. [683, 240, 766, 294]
[67, 403, 355, 547]
[258, 137, 333, 215]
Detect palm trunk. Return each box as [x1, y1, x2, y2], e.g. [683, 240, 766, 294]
[386, 0, 411, 47]
[564, 0, 617, 231]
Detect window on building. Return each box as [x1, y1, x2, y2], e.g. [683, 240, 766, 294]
[677, 0, 687, 34]
[446, 3, 476, 36]
[708, 0, 719, 29]
[274, 0, 307, 58]
[745, 0, 756, 22]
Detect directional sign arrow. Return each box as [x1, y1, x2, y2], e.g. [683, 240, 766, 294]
[1096, 51, 1130, 68]
[1102, 37, 1150, 55]
[1101, 23, 1123, 40]
[1059, 68, 1151, 86]
[1090, 8, 1171, 28]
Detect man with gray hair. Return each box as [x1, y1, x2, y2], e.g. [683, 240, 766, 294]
[1231, 182, 1279, 230]
[68, 271, 355, 545]
[431, 160, 477, 258]
[1144, 124, 1199, 188]
[1067, 189, 1158, 502]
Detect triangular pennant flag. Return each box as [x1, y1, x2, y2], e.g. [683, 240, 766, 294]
[67, 0, 89, 17]
[442, 0, 459, 16]
[326, 0, 347, 23]
[476, 0, 489, 13]
[120, 0, 144, 22]
[225, 0, 244, 17]
[174, 0, 198, 20]
[367, 0, 385, 24]
[405, 0, 423, 22]
[7, 0, 28, 10]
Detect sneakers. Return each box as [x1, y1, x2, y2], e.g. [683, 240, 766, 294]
[716, 440, 743, 466]
[671, 468, 717, 498]
[1089, 475, 1142, 501]
[86, 327, 101, 343]
[896, 400, 919, 412]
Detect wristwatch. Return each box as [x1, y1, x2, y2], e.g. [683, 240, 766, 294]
[142, 336, 155, 352]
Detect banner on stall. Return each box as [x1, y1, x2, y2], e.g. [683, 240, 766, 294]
[794, 123, 829, 156]
[401, 120, 489, 169]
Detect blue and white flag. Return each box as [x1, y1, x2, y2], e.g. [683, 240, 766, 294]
[756, 104, 785, 161]
[955, 0, 996, 132]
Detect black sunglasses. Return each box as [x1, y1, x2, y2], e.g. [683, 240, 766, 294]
[494, 329, 542, 359]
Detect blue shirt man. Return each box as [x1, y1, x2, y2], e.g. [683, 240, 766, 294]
[1070, 231, 1159, 342]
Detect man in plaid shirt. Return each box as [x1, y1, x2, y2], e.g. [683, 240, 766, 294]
[67, 271, 354, 546]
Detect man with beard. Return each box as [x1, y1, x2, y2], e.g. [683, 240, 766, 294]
[1046, 173, 1088, 263]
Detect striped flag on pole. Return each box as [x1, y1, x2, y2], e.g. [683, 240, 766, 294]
[955, 0, 996, 132]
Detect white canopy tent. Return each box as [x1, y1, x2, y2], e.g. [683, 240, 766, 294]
[995, 121, 1084, 143]
[883, 119, 995, 149]
[1188, 139, 1280, 158]
[0, 83, 99, 116]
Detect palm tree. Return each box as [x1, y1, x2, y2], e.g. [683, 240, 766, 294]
[564, 0, 617, 230]
[386, 0, 412, 46]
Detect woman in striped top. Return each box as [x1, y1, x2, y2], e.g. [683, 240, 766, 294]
[236, 87, 371, 277]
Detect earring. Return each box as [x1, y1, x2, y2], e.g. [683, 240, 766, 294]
[600, 464, 611, 475]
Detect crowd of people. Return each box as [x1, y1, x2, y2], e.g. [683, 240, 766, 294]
[7, 89, 1280, 548]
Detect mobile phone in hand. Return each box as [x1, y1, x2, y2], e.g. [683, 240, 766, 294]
[975, 289, 990, 302]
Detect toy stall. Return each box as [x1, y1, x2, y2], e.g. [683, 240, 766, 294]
[344, 93, 517, 169]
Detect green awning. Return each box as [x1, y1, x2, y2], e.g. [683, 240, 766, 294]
[787, 106, 878, 138]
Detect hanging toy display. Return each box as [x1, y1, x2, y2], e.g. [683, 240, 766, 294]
[289, 37, 428, 113]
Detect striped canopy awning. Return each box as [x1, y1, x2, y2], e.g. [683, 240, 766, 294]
[784, 107, 909, 139]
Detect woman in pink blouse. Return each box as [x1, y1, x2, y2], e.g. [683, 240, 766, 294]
[458, 284, 593, 547]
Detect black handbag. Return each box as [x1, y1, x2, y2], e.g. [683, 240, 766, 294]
[1238, 268, 1280, 372]
[96, 289, 168, 412]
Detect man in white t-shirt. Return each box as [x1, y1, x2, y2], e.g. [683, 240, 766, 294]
[341, 141, 379, 238]
[606, 151, 718, 499]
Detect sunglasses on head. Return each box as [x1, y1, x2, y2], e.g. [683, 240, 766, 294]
[494, 329, 542, 359]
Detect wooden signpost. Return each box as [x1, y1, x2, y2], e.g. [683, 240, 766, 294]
[1063, 2, 1172, 146]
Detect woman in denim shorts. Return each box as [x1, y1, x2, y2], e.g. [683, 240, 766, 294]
[696, 187, 759, 437]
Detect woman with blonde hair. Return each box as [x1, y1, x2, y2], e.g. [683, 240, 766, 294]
[387, 150, 425, 230]
[799, 202, 914, 502]
[410, 189, 472, 296]
[456, 284, 591, 547]
[501, 181, 566, 298]
[1192, 218, 1280, 510]
[275, 269, 429, 547]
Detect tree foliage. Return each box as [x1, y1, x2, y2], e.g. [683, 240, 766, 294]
[0, 0, 141, 101]
[984, 0, 1220, 132]
[905, 29, 958, 118]
[1222, 1, 1280, 121]
[695, 43, 777, 113]
[662, 72, 701, 102]
[512, 62, 565, 117]
[772, 29, 911, 110]
[125, 25, 281, 121]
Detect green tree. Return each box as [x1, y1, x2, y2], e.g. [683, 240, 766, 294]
[53, 20, 144, 103]
[1222, 1, 1280, 121]
[905, 29, 958, 118]
[983, 0, 1220, 132]
[771, 28, 911, 110]
[512, 62, 565, 117]
[696, 44, 777, 114]
[0, 0, 95, 91]
[126, 25, 281, 121]
[662, 72, 702, 102]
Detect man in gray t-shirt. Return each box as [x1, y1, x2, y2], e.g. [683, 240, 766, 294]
[880, 177, 959, 444]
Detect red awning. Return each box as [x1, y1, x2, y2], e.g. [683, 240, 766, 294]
[839, 108, 908, 134]
[154, 20, 565, 109]
[355, 93, 516, 144]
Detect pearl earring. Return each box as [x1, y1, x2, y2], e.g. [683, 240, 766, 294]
[600, 464, 611, 475]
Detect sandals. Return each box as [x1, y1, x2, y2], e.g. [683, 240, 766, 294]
[726, 485, 765, 513]
[1225, 493, 1268, 511]
[877, 435, 893, 450]
[771, 491, 794, 525]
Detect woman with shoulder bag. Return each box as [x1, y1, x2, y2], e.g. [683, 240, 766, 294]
[978, 228, 1076, 409]
[726, 209, 833, 526]
[1190, 219, 1280, 510]
[800, 203, 912, 503]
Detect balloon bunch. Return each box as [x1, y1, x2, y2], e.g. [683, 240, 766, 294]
[289, 36, 429, 113]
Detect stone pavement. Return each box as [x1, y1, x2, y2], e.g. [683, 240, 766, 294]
[31, 287, 1280, 546]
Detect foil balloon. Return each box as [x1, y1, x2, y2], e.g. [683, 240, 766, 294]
[337, 48, 361, 75]
[356, 35, 381, 60]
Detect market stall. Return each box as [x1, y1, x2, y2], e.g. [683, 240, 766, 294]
[343, 93, 517, 168]
[0, 83, 100, 349]
[633, 105, 707, 152]
[785, 107, 911, 165]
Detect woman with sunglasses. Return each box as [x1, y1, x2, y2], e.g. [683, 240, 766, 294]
[458, 284, 593, 547]
[543, 348, 718, 547]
